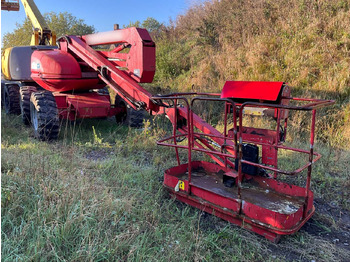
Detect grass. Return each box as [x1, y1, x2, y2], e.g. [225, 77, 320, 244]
[2, 111, 350, 262]
[151, 0, 350, 149]
[2, 0, 349, 260]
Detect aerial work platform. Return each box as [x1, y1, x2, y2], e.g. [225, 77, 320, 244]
[154, 82, 333, 242]
[1, 0, 20, 11]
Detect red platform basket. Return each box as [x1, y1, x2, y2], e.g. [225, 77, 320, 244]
[1, 0, 20, 11]
[152, 82, 334, 242]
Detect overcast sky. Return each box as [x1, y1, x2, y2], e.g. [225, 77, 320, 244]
[1, 0, 203, 42]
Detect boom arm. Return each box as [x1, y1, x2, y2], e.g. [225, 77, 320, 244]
[21, 0, 56, 45]
[1, 0, 56, 45]
[58, 28, 158, 111]
[56, 28, 234, 167]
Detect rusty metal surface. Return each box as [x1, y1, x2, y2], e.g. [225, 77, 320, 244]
[188, 171, 304, 214]
[155, 92, 333, 241]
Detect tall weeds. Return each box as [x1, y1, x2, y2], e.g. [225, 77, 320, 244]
[153, 0, 350, 147]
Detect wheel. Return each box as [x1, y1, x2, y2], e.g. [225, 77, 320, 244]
[20, 86, 37, 125]
[30, 91, 59, 141]
[1, 81, 5, 108]
[127, 106, 146, 128]
[3, 84, 20, 115]
[114, 94, 145, 128]
[114, 95, 127, 123]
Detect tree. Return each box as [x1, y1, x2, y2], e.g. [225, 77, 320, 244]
[141, 17, 162, 34]
[124, 17, 163, 39]
[123, 20, 141, 28]
[2, 12, 95, 49]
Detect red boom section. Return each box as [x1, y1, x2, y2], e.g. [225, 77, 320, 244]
[58, 28, 159, 112]
[82, 28, 156, 83]
[57, 29, 237, 166]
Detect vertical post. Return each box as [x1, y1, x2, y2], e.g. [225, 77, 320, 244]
[274, 108, 281, 179]
[190, 101, 195, 150]
[232, 103, 238, 158]
[187, 100, 192, 194]
[173, 99, 181, 166]
[283, 118, 288, 141]
[304, 109, 316, 218]
[223, 102, 228, 168]
[237, 107, 244, 212]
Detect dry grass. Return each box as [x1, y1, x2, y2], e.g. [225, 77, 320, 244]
[2, 112, 350, 261]
[2, 0, 350, 260]
[153, 0, 350, 148]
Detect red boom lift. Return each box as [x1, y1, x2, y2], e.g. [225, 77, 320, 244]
[15, 27, 335, 242]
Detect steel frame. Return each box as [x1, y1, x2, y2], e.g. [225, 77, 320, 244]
[57, 28, 159, 112]
[154, 92, 334, 242]
[29, 27, 335, 242]
[53, 91, 119, 120]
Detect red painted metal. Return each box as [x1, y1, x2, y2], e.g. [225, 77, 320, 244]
[59, 33, 158, 112]
[163, 161, 315, 243]
[1, 0, 19, 11]
[30, 27, 158, 121]
[54, 92, 118, 120]
[31, 27, 158, 113]
[28, 26, 336, 242]
[154, 90, 334, 242]
[221, 81, 285, 101]
[82, 28, 156, 83]
[31, 49, 102, 92]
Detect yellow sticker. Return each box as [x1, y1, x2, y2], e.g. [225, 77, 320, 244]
[179, 180, 185, 190]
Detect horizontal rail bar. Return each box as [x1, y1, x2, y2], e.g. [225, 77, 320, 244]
[240, 100, 334, 111]
[157, 142, 189, 150]
[241, 151, 321, 176]
[157, 134, 188, 143]
[155, 92, 220, 98]
[192, 147, 235, 159]
[157, 136, 237, 160]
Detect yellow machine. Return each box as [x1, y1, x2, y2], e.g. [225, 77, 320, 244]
[2, 0, 56, 45]
[1, 0, 56, 115]
[2, 0, 56, 80]
[1, 48, 11, 79]
[22, 0, 56, 46]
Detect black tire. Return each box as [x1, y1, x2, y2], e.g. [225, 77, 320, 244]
[30, 91, 59, 141]
[1, 82, 5, 108]
[114, 95, 145, 128]
[114, 95, 128, 123]
[127, 106, 146, 128]
[3, 84, 20, 115]
[20, 86, 37, 125]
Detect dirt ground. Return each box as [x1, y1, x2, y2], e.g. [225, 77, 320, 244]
[194, 197, 350, 261]
[303, 199, 350, 249]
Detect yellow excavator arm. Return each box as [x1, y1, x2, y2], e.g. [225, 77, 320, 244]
[1, 0, 56, 45]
